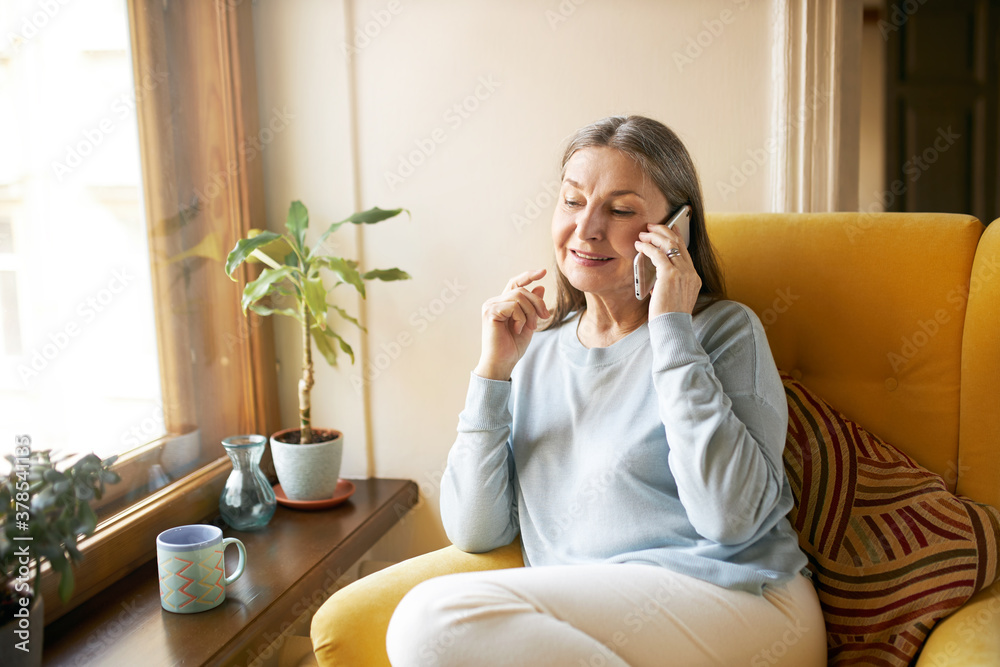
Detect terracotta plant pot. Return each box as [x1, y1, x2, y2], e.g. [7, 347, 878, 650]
[270, 428, 344, 501]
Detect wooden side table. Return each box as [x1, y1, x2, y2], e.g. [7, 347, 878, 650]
[43, 478, 418, 666]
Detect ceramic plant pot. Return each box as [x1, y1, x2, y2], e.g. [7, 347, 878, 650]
[0, 592, 43, 667]
[270, 428, 343, 501]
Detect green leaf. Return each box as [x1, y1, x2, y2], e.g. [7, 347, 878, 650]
[341, 206, 407, 226]
[241, 266, 298, 313]
[361, 267, 411, 282]
[225, 231, 282, 278]
[311, 325, 340, 367]
[31, 487, 58, 512]
[328, 304, 365, 332]
[286, 201, 309, 256]
[331, 330, 355, 364]
[0, 530, 11, 562]
[57, 561, 75, 603]
[65, 541, 84, 562]
[75, 453, 101, 470]
[249, 303, 302, 321]
[303, 277, 329, 331]
[271, 283, 299, 298]
[247, 234, 295, 268]
[100, 469, 121, 484]
[313, 257, 366, 298]
[76, 503, 97, 536]
[312, 207, 407, 256]
[36, 540, 64, 565]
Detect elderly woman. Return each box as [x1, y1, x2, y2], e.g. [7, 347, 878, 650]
[386, 116, 826, 666]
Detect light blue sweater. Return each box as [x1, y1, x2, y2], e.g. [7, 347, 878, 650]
[440, 300, 808, 594]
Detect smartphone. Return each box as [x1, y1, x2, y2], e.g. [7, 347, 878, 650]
[633, 204, 692, 300]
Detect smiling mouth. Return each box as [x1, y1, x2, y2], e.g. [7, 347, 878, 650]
[571, 250, 612, 261]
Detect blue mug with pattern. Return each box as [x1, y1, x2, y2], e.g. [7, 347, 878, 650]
[156, 524, 246, 613]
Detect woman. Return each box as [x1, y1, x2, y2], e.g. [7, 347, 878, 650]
[386, 116, 826, 666]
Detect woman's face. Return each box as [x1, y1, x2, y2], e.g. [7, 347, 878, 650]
[552, 146, 670, 304]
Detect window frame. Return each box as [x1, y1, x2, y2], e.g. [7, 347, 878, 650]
[39, 0, 280, 624]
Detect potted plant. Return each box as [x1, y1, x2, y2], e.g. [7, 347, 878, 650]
[225, 200, 409, 500]
[1, 447, 120, 666]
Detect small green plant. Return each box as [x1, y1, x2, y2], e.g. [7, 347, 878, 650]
[226, 200, 410, 444]
[0, 449, 120, 625]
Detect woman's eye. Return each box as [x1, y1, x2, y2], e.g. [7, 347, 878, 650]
[564, 199, 581, 207]
[612, 209, 634, 216]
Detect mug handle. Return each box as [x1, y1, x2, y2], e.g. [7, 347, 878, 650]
[221, 537, 247, 585]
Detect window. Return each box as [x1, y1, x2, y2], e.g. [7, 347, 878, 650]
[0, 0, 164, 469]
[0, 0, 279, 622]
[0, 217, 21, 356]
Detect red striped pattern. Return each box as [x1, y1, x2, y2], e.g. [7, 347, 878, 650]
[781, 373, 1000, 666]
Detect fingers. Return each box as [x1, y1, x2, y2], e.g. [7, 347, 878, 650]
[522, 285, 549, 322]
[483, 297, 531, 334]
[504, 269, 549, 323]
[634, 239, 672, 274]
[636, 225, 702, 316]
[634, 237, 679, 271]
[484, 273, 550, 335]
[485, 286, 549, 333]
[476, 270, 549, 379]
[505, 267, 547, 291]
[642, 222, 687, 254]
[637, 224, 690, 266]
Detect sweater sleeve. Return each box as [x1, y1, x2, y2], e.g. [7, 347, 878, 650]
[439, 373, 520, 552]
[649, 306, 789, 546]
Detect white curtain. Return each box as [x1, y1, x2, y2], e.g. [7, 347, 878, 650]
[770, 0, 863, 212]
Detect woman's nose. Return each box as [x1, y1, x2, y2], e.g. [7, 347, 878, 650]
[574, 207, 604, 240]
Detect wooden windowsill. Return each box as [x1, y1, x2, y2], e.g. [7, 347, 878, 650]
[43, 478, 418, 666]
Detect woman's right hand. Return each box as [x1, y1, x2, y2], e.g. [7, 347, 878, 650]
[473, 269, 550, 381]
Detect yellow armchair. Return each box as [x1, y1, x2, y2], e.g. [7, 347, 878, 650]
[311, 541, 524, 666]
[311, 212, 1000, 666]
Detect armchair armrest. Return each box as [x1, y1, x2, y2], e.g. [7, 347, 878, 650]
[916, 579, 1000, 666]
[310, 541, 524, 667]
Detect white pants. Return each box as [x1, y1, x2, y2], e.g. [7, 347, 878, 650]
[386, 563, 827, 667]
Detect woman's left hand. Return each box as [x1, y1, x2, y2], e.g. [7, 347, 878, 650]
[635, 223, 702, 318]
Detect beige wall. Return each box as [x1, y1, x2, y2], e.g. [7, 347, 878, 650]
[254, 0, 790, 560]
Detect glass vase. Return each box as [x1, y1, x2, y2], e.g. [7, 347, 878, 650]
[219, 435, 276, 531]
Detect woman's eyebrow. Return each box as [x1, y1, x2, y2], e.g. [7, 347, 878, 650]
[563, 179, 645, 199]
[610, 189, 644, 199]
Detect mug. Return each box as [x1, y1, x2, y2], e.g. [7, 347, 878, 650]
[156, 524, 246, 613]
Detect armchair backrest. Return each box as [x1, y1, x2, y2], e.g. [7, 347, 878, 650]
[706, 212, 1000, 508]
